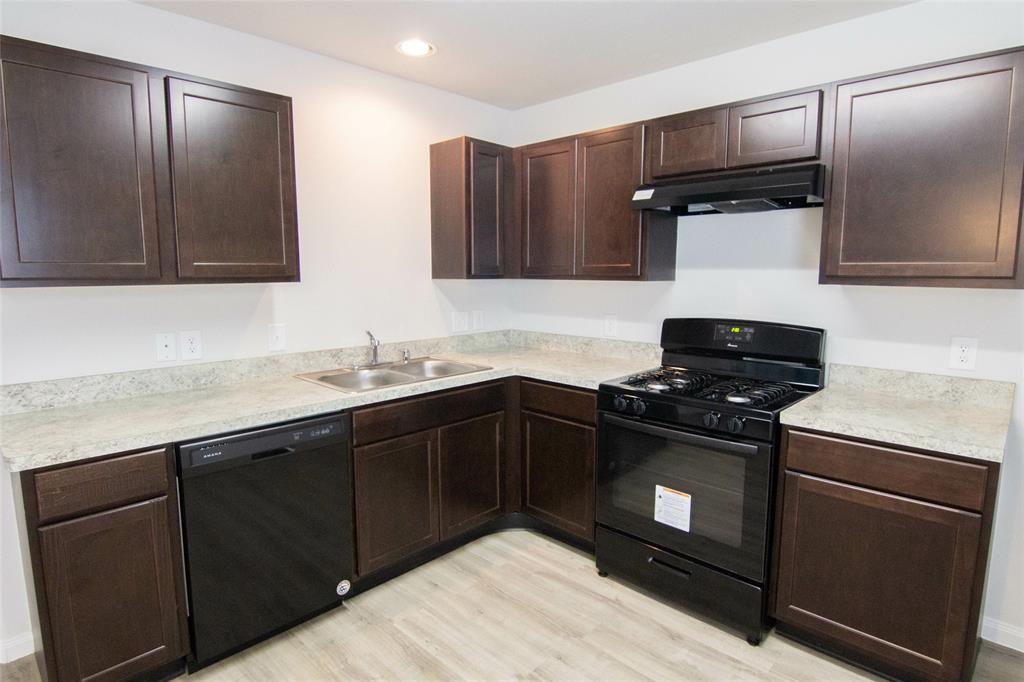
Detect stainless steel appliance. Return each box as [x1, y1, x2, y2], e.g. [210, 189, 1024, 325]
[595, 319, 825, 644]
[177, 414, 354, 669]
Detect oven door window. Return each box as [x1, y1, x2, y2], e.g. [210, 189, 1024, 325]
[597, 413, 770, 582]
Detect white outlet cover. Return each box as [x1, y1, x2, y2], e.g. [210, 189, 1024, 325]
[603, 314, 618, 338]
[452, 311, 469, 333]
[948, 336, 978, 371]
[179, 330, 203, 360]
[268, 323, 287, 352]
[471, 310, 485, 330]
[155, 333, 176, 362]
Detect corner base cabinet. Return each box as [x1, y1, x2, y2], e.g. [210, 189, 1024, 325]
[18, 448, 188, 682]
[772, 428, 999, 682]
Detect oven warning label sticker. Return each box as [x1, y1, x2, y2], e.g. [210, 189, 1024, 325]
[654, 485, 691, 533]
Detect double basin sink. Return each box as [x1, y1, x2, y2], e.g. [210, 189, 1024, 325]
[296, 357, 492, 393]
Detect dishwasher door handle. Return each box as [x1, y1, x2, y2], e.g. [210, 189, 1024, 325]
[251, 446, 295, 461]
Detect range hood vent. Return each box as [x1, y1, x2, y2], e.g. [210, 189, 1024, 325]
[632, 163, 826, 215]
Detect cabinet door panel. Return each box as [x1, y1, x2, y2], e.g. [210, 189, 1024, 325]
[0, 40, 161, 281]
[39, 498, 185, 682]
[354, 429, 439, 575]
[439, 412, 503, 539]
[575, 126, 644, 278]
[775, 472, 981, 680]
[727, 91, 822, 167]
[521, 139, 576, 277]
[644, 108, 727, 181]
[522, 410, 596, 541]
[167, 78, 298, 279]
[824, 52, 1024, 281]
[469, 140, 512, 277]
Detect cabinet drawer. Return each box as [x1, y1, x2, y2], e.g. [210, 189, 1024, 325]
[353, 381, 505, 446]
[33, 449, 169, 525]
[785, 429, 988, 512]
[521, 380, 596, 425]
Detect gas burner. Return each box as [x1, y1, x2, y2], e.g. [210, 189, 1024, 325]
[696, 380, 794, 409]
[646, 382, 671, 392]
[725, 394, 752, 404]
[624, 368, 714, 395]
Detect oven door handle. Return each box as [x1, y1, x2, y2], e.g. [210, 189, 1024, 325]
[601, 413, 761, 458]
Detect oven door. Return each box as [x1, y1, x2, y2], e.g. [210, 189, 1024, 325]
[596, 412, 771, 582]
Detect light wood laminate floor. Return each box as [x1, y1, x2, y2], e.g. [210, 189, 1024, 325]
[5, 530, 1022, 681]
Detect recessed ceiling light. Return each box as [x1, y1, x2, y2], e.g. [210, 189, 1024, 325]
[395, 38, 436, 58]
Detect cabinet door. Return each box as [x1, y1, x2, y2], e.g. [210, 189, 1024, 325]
[439, 412, 503, 539]
[354, 429, 439, 575]
[521, 139, 576, 277]
[643, 108, 727, 182]
[166, 78, 298, 280]
[522, 410, 596, 541]
[774, 472, 982, 681]
[38, 498, 185, 681]
[469, 140, 515, 277]
[727, 90, 822, 168]
[575, 126, 644, 278]
[0, 39, 161, 282]
[823, 51, 1024, 283]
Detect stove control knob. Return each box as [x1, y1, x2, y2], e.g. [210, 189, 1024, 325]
[701, 412, 721, 428]
[631, 399, 647, 416]
[613, 395, 629, 412]
[726, 416, 746, 434]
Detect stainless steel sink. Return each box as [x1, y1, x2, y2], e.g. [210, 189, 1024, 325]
[296, 357, 491, 393]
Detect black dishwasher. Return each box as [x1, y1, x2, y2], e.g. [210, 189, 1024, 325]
[177, 413, 354, 669]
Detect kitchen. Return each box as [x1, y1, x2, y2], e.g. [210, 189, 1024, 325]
[1, 1, 1022, 681]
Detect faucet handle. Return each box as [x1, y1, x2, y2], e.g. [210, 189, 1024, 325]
[402, 349, 411, 362]
[365, 330, 380, 347]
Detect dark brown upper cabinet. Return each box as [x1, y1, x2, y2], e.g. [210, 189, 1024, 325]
[575, 125, 644, 278]
[821, 50, 1024, 288]
[520, 138, 577, 277]
[167, 78, 299, 280]
[0, 36, 300, 287]
[0, 38, 162, 283]
[727, 90, 822, 168]
[429, 137, 518, 278]
[644, 108, 728, 182]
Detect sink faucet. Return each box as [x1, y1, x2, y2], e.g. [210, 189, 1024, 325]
[366, 330, 380, 366]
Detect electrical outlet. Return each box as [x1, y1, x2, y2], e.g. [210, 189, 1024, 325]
[948, 336, 978, 370]
[179, 330, 203, 360]
[155, 333, 176, 362]
[603, 314, 618, 338]
[452, 311, 469, 333]
[471, 310, 486, 331]
[268, 323, 287, 352]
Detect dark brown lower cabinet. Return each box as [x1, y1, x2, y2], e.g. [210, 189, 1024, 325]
[439, 413, 504, 539]
[773, 428, 998, 682]
[354, 428, 440, 575]
[520, 381, 597, 543]
[351, 382, 506, 575]
[19, 447, 188, 682]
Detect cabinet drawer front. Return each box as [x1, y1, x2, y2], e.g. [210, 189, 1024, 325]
[0, 39, 162, 281]
[520, 380, 596, 425]
[34, 449, 169, 525]
[727, 90, 822, 168]
[353, 381, 505, 445]
[824, 51, 1024, 280]
[775, 472, 981, 681]
[644, 108, 727, 181]
[785, 429, 988, 511]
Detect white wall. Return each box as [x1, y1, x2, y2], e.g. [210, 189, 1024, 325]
[0, 0, 513, 661]
[1, 0, 1023, 661]
[495, 0, 1024, 650]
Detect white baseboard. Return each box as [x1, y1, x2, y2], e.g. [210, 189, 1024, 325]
[983, 617, 1024, 653]
[0, 632, 34, 664]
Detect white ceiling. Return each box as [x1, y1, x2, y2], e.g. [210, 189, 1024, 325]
[141, 1, 911, 110]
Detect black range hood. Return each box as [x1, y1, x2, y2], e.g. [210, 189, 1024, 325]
[631, 163, 825, 215]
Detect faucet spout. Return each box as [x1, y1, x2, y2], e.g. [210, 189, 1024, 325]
[365, 330, 380, 366]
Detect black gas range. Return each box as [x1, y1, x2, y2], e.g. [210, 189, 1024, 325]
[594, 318, 825, 645]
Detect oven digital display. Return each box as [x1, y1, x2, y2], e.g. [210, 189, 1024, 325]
[715, 324, 756, 345]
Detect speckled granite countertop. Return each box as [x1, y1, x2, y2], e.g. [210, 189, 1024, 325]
[780, 364, 1016, 463]
[0, 346, 650, 472]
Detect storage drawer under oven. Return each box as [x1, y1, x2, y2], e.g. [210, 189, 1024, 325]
[595, 526, 764, 639]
